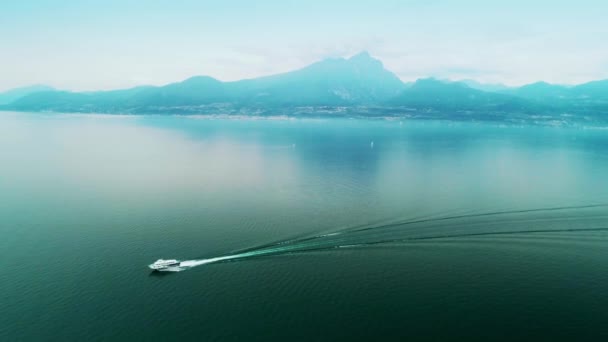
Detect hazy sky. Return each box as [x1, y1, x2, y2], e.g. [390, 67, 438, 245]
[1, 0, 607, 91]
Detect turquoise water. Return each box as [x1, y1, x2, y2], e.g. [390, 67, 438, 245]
[2, 113, 608, 340]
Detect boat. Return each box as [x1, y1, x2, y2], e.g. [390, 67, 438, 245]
[148, 259, 181, 271]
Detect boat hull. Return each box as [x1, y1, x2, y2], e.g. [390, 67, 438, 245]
[149, 264, 184, 272]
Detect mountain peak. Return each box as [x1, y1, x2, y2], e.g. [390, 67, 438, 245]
[523, 81, 554, 88]
[412, 78, 448, 86]
[349, 51, 372, 60]
[180, 75, 220, 84]
[346, 51, 385, 71]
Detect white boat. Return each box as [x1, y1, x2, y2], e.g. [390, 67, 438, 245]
[148, 259, 181, 271]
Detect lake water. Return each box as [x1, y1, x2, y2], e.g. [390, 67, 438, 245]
[2, 113, 608, 341]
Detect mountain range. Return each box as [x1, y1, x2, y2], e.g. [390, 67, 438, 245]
[1, 52, 607, 123]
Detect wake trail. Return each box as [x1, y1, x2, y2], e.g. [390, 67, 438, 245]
[224, 203, 608, 255]
[178, 204, 608, 270]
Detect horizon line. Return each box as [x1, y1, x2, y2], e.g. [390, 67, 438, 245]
[1, 51, 606, 93]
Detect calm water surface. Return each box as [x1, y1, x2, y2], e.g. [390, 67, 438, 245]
[1, 113, 608, 341]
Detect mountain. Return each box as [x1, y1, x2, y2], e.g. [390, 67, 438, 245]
[228, 51, 406, 106]
[507, 82, 571, 101]
[1, 53, 607, 123]
[0, 85, 55, 105]
[7, 86, 158, 112]
[571, 80, 608, 100]
[5, 52, 405, 113]
[459, 79, 511, 93]
[389, 78, 537, 113]
[126, 77, 227, 107]
[497, 80, 608, 113]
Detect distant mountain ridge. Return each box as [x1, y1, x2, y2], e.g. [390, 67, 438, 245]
[2, 52, 607, 123]
[4, 52, 406, 111]
[0, 85, 55, 105]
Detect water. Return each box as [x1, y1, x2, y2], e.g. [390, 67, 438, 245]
[2, 113, 608, 340]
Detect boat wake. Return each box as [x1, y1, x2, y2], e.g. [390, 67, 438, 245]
[169, 204, 608, 272]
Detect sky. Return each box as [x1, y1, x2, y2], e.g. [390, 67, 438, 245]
[1, 0, 608, 91]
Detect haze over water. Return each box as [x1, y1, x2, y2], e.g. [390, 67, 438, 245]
[2, 112, 608, 340]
